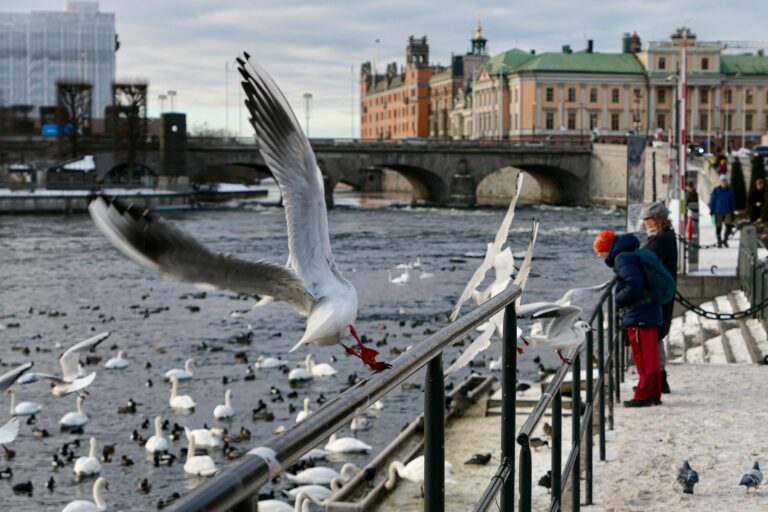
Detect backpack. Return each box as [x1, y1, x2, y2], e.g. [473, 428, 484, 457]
[634, 248, 676, 305]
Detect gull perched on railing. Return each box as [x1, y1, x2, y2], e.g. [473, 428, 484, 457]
[87, 53, 390, 372]
[450, 172, 525, 322]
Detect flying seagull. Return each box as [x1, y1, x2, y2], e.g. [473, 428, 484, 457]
[23, 332, 109, 396]
[88, 53, 389, 371]
[677, 460, 699, 494]
[520, 305, 594, 365]
[740, 461, 762, 494]
[0, 363, 33, 394]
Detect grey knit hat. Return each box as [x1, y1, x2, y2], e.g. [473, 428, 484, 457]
[641, 201, 670, 220]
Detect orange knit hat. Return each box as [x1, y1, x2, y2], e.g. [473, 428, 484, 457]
[593, 230, 615, 253]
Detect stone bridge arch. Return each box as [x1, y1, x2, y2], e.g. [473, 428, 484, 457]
[190, 162, 272, 184]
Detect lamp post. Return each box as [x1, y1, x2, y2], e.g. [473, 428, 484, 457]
[741, 89, 747, 150]
[633, 93, 641, 133]
[531, 100, 536, 140]
[158, 94, 167, 115]
[303, 92, 313, 137]
[76, 51, 87, 82]
[167, 90, 177, 112]
[580, 101, 585, 140]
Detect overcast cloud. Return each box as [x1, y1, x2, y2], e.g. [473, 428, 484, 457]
[6, 1, 767, 137]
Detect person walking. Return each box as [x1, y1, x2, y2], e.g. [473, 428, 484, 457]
[748, 178, 765, 223]
[709, 176, 736, 248]
[718, 157, 728, 176]
[594, 230, 663, 407]
[685, 181, 699, 241]
[641, 202, 677, 394]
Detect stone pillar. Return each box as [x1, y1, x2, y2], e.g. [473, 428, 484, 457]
[323, 174, 334, 208]
[159, 113, 188, 190]
[448, 160, 476, 206]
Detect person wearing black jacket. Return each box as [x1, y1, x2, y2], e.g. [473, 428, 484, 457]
[748, 179, 765, 223]
[641, 202, 677, 394]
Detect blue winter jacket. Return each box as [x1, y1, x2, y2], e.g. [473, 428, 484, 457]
[708, 185, 735, 215]
[605, 234, 662, 328]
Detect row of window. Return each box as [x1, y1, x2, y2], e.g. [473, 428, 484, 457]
[656, 55, 711, 71]
[541, 86, 641, 104]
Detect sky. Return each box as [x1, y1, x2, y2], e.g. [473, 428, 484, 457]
[6, 0, 768, 137]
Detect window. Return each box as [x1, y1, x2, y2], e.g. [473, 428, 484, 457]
[589, 88, 598, 103]
[725, 112, 733, 130]
[545, 87, 554, 102]
[746, 89, 754, 104]
[657, 88, 666, 104]
[567, 87, 576, 102]
[701, 88, 709, 104]
[699, 112, 708, 130]
[658, 57, 666, 70]
[589, 112, 598, 130]
[657, 112, 666, 130]
[725, 89, 733, 104]
[702, 57, 709, 70]
[545, 111, 555, 130]
[746, 113, 754, 131]
[611, 88, 620, 103]
[611, 112, 620, 131]
[567, 111, 577, 130]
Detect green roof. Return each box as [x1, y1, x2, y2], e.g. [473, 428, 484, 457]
[514, 52, 645, 74]
[484, 49, 535, 75]
[720, 55, 768, 75]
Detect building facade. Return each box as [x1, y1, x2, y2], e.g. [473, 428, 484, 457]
[0, 1, 116, 120]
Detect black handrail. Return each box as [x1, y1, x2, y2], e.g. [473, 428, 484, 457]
[170, 285, 522, 512]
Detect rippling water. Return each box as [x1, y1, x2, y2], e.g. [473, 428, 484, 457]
[0, 188, 623, 510]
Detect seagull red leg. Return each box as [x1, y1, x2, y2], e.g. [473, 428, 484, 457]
[349, 325, 392, 371]
[556, 350, 572, 365]
[517, 347, 524, 355]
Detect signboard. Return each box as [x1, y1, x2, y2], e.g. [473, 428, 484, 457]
[42, 124, 58, 137]
[626, 135, 647, 233]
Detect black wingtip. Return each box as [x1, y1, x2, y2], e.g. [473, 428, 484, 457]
[236, 57, 245, 66]
[243, 51, 251, 60]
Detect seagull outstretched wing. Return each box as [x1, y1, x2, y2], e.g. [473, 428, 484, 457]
[0, 362, 33, 394]
[0, 418, 20, 445]
[59, 332, 110, 382]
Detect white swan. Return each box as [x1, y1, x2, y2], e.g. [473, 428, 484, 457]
[350, 415, 371, 431]
[299, 448, 329, 461]
[306, 354, 337, 377]
[295, 398, 312, 423]
[73, 437, 102, 480]
[28, 332, 110, 396]
[60, 395, 88, 428]
[169, 376, 195, 410]
[185, 426, 222, 449]
[362, 400, 384, 418]
[164, 358, 195, 381]
[254, 356, 283, 369]
[288, 364, 313, 383]
[145, 416, 168, 454]
[387, 269, 410, 285]
[256, 499, 294, 512]
[488, 357, 502, 371]
[283, 478, 344, 501]
[62, 476, 109, 512]
[324, 433, 371, 454]
[384, 455, 455, 490]
[286, 463, 359, 485]
[184, 430, 218, 476]
[7, 389, 42, 417]
[213, 389, 235, 420]
[104, 350, 129, 370]
[88, 56, 394, 373]
[418, 270, 434, 279]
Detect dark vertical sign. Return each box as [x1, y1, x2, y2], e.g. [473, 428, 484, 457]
[626, 135, 647, 232]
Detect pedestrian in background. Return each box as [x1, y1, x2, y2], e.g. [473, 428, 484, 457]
[594, 230, 663, 407]
[709, 176, 735, 248]
[718, 157, 728, 176]
[748, 178, 765, 224]
[685, 181, 699, 241]
[641, 202, 677, 394]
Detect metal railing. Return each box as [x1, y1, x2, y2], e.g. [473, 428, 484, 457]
[474, 278, 619, 512]
[170, 285, 523, 512]
[738, 225, 768, 323]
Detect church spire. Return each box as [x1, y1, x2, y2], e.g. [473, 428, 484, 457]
[471, 19, 487, 56]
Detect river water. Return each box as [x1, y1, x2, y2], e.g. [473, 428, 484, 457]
[0, 186, 623, 510]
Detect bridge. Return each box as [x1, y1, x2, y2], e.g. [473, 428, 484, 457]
[0, 126, 592, 207]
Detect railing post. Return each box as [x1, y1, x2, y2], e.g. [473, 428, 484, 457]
[597, 308, 606, 460]
[571, 353, 581, 512]
[424, 353, 445, 512]
[231, 494, 258, 512]
[616, 298, 624, 385]
[519, 445, 532, 512]
[501, 303, 518, 512]
[552, 390, 562, 512]
[585, 330, 593, 506]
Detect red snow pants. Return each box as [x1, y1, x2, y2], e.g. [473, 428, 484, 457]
[627, 326, 662, 401]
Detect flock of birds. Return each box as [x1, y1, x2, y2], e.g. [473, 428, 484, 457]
[2, 53, 761, 511]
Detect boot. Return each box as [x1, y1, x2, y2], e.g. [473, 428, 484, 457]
[661, 370, 671, 394]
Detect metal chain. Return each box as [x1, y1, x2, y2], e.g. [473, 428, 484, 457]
[674, 290, 768, 320]
[675, 234, 718, 250]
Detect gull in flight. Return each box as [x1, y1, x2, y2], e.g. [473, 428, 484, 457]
[25, 332, 110, 397]
[446, 220, 538, 374]
[519, 305, 594, 365]
[0, 364, 32, 454]
[88, 54, 390, 372]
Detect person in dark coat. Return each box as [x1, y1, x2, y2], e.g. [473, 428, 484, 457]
[748, 178, 765, 223]
[642, 202, 677, 394]
[685, 181, 699, 241]
[709, 176, 736, 247]
[594, 230, 662, 407]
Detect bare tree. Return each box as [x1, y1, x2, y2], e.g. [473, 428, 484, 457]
[111, 82, 148, 186]
[56, 81, 93, 158]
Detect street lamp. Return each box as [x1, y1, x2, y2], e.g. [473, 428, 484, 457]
[167, 90, 177, 112]
[633, 93, 641, 133]
[158, 94, 167, 114]
[580, 101, 586, 140]
[303, 92, 313, 137]
[531, 101, 537, 140]
[76, 51, 87, 82]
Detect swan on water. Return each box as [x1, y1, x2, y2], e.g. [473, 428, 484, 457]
[324, 433, 371, 454]
[306, 354, 337, 377]
[288, 364, 313, 383]
[384, 455, 455, 490]
[88, 55, 392, 372]
[185, 426, 222, 449]
[27, 332, 109, 396]
[104, 350, 129, 370]
[62, 476, 109, 512]
[168, 376, 195, 411]
[213, 389, 235, 420]
[183, 430, 218, 477]
[295, 398, 312, 423]
[254, 356, 283, 369]
[387, 269, 410, 285]
[145, 416, 168, 454]
[350, 415, 371, 431]
[7, 389, 42, 417]
[282, 478, 344, 502]
[73, 437, 102, 480]
[164, 358, 195, 381]
[286, 463, 359, 485]
[59, 395, 88, 429]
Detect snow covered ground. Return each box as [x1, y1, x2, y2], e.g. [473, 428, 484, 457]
[591, 363, 768, 511]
